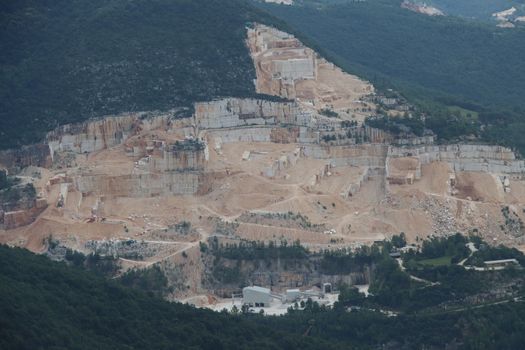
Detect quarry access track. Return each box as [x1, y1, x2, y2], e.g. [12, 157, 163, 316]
[397, 258, 439, 286]
[197, 205, 242, 222]
[118, 241, 197, 268]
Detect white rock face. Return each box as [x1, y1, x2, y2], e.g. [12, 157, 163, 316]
[150, 143, 207, 172]
[262, 147, 301, 178]
[46, 112, 173, 156]
[74, 172, 202, 197]
[35, 96, 525, 209]
[194, 98, 304, 130]
[247, 24, 376, 123]
[272, 58, 315, 80]
[302, 143, 525, 176]
[340, 167, 372, 198]
[303, 144, 389, 168]
[389, 144, 525, 175]
[208, 128, 274, 144]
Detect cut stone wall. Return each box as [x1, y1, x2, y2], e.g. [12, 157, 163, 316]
[149, 141, 208, 172]
[262, 147, 301, 178]
[0, 144, 52, 171]
[389, 144, 525, 175]
[247, 25, 318, 100]
[1, 206, 46, 230]
[386, 157, 420, 185]
[194, 98, 305, 130]
[395, 135, 436, 146]
[340, 167, 372, 198]
[206, 127, 274, 144]
[74, 172, 204, 197]
[319, 126, 393, 146]
[47, 112, 174, 156]
[303, 144, 388, 168]
[270, 127, 301, 143]
[272, 57, 316, 80]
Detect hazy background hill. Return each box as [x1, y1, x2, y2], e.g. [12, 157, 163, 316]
[423, 0, 525, 20]
[0, 0, 281, 150]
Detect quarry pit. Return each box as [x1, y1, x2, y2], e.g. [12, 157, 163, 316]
[2, 24, 525, 304]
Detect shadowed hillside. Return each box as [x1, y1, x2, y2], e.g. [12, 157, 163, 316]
[2, 242, 525, 349]
[0, 244, 338, 349]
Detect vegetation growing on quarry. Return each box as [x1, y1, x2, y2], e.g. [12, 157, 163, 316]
[210, 238, 309, 260]
[0, 182, 36, 210]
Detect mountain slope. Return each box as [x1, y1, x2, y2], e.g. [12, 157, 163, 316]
[258, 0, 525, 112]
[0, 245, 338, 349]
[3, 244, 525, 349]
[0, 0, 279, 150]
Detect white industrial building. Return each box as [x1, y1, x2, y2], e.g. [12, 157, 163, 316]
[242, 284, 333, 307]
[285, 289, 302, 302]
[242, 286, 273, 307]
[207, 284, 339, 315]
[484, 259, 519, 269]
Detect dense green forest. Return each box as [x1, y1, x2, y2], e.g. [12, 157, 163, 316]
[257, 0, 525, 153]
[3, 241, 525, 349]
[4, 0, 525, 153]
[258, 0, 525, 111]
[0, 0, 285, 150]
[0, 244, 339, 350]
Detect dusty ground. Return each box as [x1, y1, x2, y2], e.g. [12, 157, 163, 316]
[3, 135, 524, 256]
[3, 124, 525, 303]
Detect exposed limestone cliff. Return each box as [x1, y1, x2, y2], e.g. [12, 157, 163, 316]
[195, 98, 304, 129]
[0, 144, 52, 172]
[389, 144, 525, 176]
[47, 111, 177, 157]
[205, 255, 372, 297]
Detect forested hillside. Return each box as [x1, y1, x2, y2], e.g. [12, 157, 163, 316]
[258, 0, 525, 152]
[258, 0, 525, 111]
[0, 0, 280, 150]
[0, 245, 337, 350]
[2, 243, 525, 349]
